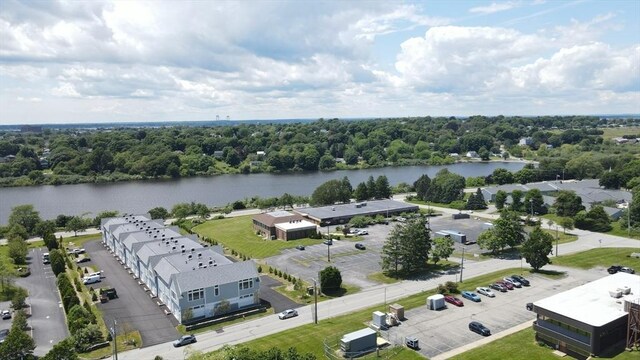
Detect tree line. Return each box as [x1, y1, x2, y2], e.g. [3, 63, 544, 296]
[1, 115, 638, 187]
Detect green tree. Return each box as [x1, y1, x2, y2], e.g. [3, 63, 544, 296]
[466, 188, 487, 210]
[574, 206, 612, 232]
[510, 190, 523, 212]
[67, 304, 92, 335]
[413, 174, 431, 201]
[432, 236, 454, 264]
[319, 266, 342, 293]
[494, 190, 507, 210]
[65, 216, 88, 236]
[521, 226, 554, 271]
[310, 178, 352, 206]
[494, 210, 525, 248]
[148, 207, 169, 220]
[50, 249, 66, 277]
[92, 210, 119, 227]
[524, 189, 547, 215]
[427, 169, 465, 203]
[382, 217, 432, 276]
[477, 229, 503, 254]
[35, 220, 57, 238]
[72, 323, 104, 352]
[554, 190, 584, 217]
[318, 154, 336, 170]
[599, 172, 623, 189]
[8, 204, 41, 236]
[42, 338, 78, 360]
[8, 238, 28, 265]
[12, 309, 28, 331]
[381, 229, 402, 276]
[43, 231, 59, 251]
[0, 323, 36, 359]
[374, 175, 392, 199]
[491, 168, 514, 185]
[353, 182, 369, 201]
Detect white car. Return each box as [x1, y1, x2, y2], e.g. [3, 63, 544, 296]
[476, 287, 495, 298]
[357, 230, 368, 235]
[503, 277, 522, 288]
[278, 309, 298, 320]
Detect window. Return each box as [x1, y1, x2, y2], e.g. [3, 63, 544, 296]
[214, 285, 219, 296]
[171, 290, 177, 299]
[239, 279, 253, 290]
[187, 288, 204, 301]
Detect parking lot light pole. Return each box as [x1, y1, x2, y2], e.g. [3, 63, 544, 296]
[459, 247, 465, 283]
[111, 319, 118, 360]
[311, 278, 318, 324]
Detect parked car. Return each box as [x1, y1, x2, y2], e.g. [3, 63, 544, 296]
[1, 310, 11, 320]
[620, 266, 636, 274]
[278, 309, 298, 320]
[489, 283, 507, 292]
[295, 245, 305, 250]
[75, 256, 91, 264]
[461, 291, 481, 302]
[476, 287, 495, 298]
[42, 253, 50, 264]
[608, 265, 622, 274]
[83, 274, 101, 285]
[355, 243, 366, 250]
[357, 230, 368, 235]
[0, 329, 8, 343]
[497, 280, 514, 290]
[526, 303, 534, 311]
[503, 277, 522, 288]
[510, 275, 530, 286]
[173, 334, 197, 347]
[323, 239, 333, 246]
[444, 295, 464, 307]
[469, 321, 491, 336]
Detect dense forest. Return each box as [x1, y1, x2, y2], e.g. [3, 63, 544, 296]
[0, 115, 639, 187]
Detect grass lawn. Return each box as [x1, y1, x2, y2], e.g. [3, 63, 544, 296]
[602, 126, 640, 140]
[81, 331, 142, 360]
[177, 309, 275, 335]
[205, 268, 543, 359]
[366, 261, 459, 284]
[552, 247, 640, 269]
[607, 221, 640, 240]
[542, 229, 578, 245]
[193, 216, 324, 259]
[452, 327, 638, 360]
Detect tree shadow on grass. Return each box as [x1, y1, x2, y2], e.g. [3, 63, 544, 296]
[529, 269, 566, 278]
[322, 288, 347, 297]
[386, 262, 461, 282]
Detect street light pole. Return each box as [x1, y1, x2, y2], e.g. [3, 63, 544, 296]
[111, 319, 118, 360]
[459, 246, 465, 283]
[311, 278, 318, 324]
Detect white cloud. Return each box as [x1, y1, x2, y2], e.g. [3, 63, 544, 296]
[52, 82, 80, 97]
[469, 2, 519, 14]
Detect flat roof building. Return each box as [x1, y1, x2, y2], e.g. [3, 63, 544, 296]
[533, 272, 640, 358]
[252, 210, 310, 240]
[295, 199, 419, 226]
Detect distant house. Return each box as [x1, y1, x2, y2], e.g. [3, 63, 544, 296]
[213, 150, 224, 159]
[256, 151, 266, 156]
[465, 151, 479, 158]
[519, 137, 533, 146]
[449, 153, 460, 157]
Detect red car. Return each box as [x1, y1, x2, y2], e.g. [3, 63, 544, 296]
[444, 295, 464, 307]
[497, 280, 514, 290]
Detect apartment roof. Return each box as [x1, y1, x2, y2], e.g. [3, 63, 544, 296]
[534, 272, 640, 327]
[134, 234, 201, 265]
[295, 199, 418, 221]
[101, 214, 150, 228]
[153, 247, 231, 284]
[122, 227, 183, 252]
[172, 260, 259, 293]
[110, 220, 164, 240]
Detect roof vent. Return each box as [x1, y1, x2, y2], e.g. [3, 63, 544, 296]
[198, 262, 202, 267]
[181, 249, 185, 253]
[188, 254, 192, 259]
[198, 253, 202, 258]
[172, 246, 176, 251]
[208, 260, 213, 265]
[181, 244, 185, 248]
[191, 248, 195, 252]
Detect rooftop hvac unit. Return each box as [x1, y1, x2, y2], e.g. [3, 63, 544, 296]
[610, 289, 622, 298]
[620, 286, 631, 295]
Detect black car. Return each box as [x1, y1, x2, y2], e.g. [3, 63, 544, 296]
[355, 243, 366, 250]
[295, 245, 305, 250]
[469, 321, 491, 336]
[510, 275, 530, 286]
[608, 265, 622, 274]
[526, 303, 534, 311]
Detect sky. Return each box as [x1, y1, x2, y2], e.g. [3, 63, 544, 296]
[1, 0, 639, 125]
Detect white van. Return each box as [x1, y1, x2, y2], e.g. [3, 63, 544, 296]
[83, 274, 101, 285]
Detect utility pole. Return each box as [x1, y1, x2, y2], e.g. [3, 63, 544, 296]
[327, 242, 331, 262]
[311, 278, 318, 324]
[459, 247, 465, 283]
[111, 319, 118, 360]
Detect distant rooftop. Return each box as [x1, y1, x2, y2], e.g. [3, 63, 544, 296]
[275, 219, 317, 231]
[295, 199, 418, 220]
[535, 272, 640, 327]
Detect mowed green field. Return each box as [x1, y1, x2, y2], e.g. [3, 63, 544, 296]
[451, 327, 638, 360]
[552, 247, 640, 269]
[601, 126, 640, 140]
[193, 215, 324, 258]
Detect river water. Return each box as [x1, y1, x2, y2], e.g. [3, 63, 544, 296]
[0, 162, 525, 224]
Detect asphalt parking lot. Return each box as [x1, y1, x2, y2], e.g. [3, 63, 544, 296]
[259, 275, 301, 313]
[84, 240, 179, 347]
[381, 269, 603, 358]
[264, 216, 492, 290]
[0, 300, 11, 332]
[15, 247, 68, 356]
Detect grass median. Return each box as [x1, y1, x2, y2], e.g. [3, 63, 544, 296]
[205, 267, 548, 359]
[551, 247, 640, 270]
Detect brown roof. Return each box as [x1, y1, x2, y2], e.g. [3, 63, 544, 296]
[253, 213, 305, 228]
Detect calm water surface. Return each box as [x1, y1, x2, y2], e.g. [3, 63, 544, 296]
[0, 162, 525, 224]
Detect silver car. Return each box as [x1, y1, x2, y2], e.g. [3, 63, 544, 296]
[278, 309, 298, 320]
[503, 277, 522, 288]
[476, 287, 495, 298]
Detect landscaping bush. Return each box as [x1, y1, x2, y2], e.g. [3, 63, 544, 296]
[320, 266, 342, 292]
[73, 323, 104, 352]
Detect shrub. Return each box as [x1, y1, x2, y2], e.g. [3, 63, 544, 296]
[91, 293, 98, 302]
[319, 266, 342, 292]
[257, 265, 262, 273]
[11, 287, 27, 310]
[73, 323, 104, 352]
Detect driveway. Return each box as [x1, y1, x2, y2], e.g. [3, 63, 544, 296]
[84, 240, 179, 347]
[259, 275, 301, 313]
[15, 247, 68, 356]
[382, 267, 602, 359]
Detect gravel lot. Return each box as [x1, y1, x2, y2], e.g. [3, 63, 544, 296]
[381, 268, 603, 359]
